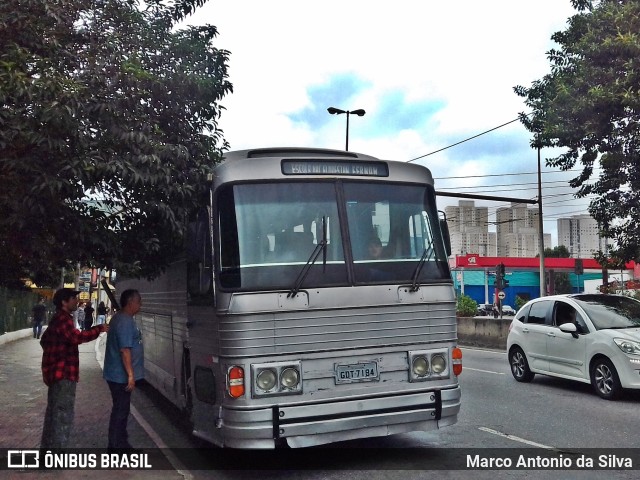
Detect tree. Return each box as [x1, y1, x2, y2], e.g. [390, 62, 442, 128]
[515, 0, 640, 265]
[0, 0, 232, 286]
[543, 245, 570, 259]
[542, 245, 572, 294]
[456, 294, 477, 318]
[515, 295, 527, 310]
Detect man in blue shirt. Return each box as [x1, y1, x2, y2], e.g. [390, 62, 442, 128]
[103, 289, 144, 450]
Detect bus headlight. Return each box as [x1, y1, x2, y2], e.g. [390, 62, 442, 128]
[251, 361, 303, 397]
[431, 354, 446, 374]
[408, 349, 450, 382]
[280, 367, 300, 389]
[412, 356, 429, 377]
[256, 369, 277, 392]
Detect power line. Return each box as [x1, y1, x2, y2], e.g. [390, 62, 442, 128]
[437, 181, 587, 191]
[408, 116, 527, 163]
[434, 166, 601, 180]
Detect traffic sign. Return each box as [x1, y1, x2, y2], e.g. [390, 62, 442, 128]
[498, 291, 506, 300]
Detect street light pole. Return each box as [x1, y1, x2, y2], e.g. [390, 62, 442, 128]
[345, 111, 350, 151]
[327, 107, 366, 151]
[537, 144, 546, 297]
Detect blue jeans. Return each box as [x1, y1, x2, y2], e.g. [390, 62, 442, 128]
[41, 379, 76, 448]
[107, 381, 132, 449]
[33, 321, 43, 339]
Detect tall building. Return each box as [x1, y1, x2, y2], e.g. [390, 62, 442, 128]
[445, 200, 551, 258]
[445, 200, 496, 256]
[557, 214, 606, 258]
[496, 203, 550, 257]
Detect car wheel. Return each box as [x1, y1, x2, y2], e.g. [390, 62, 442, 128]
[590, 357, 622, 400]
[509, 347, 534, 382]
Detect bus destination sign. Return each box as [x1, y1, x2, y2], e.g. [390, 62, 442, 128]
[282, 160, 389, 177]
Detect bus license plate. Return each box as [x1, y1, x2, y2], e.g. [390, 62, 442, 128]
[335, 362, 379, 384]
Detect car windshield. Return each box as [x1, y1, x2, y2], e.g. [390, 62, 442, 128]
[573, 295, 640, 330]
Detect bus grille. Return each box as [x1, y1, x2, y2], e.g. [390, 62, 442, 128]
[218, 303, 456, 357]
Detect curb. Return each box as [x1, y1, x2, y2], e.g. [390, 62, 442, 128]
[0, 327, 39, 345]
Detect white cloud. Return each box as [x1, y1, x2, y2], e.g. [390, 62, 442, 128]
[189, 1, 575, 142]
[185, 0, 587, 245]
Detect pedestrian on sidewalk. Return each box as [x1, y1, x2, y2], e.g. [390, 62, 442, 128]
[103, 289, 144, 451]
[96, 301, 108, 325]
[32, 297, 47, 339]
[40, 288, 109, 449]
[76, 302, 85, 330]
[83, 302, 95, 330]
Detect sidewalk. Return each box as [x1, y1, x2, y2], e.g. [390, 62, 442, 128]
[0, 333, 183, 479]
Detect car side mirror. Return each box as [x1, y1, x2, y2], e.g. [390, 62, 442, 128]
[559, 322, 578, 338]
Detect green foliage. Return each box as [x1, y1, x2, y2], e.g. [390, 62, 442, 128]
[515, 295, 527, 310]
[623, 289, 640, 301]
[0, 287, 41, 334]
[0, 0, 232, 286]
[456, 294, 477, 317]
[544, 245, 571, 258]
[515, 0, 640, 265]
[554, 272, 573, 294]
[541, 246, 573, 293]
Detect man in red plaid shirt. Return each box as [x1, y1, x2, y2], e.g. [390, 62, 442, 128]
[40, 288, 109, 449]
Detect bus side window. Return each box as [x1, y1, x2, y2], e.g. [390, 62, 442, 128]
[187, 208, 214, 297]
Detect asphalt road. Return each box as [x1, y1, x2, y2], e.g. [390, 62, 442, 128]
[130, 347, 640, 479]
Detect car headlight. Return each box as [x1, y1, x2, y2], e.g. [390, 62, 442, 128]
[614, 338, 640, 355]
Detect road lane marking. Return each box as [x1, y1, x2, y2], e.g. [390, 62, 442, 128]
[130, 405, 193, 479]
[479, 427, 555, 450]
[464, 367, 505, 375]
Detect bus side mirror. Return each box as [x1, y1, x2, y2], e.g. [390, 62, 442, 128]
[440, 219, 452, 257]
[187, 209, 214, 297]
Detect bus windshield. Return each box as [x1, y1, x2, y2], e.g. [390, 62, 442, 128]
[344, 182, 449, 284]
[217, 181, 449, 291]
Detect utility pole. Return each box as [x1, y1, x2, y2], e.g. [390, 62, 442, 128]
[537, 144, 545, 297]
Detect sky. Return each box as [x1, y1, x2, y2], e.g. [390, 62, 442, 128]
[185, 0, 589, 247]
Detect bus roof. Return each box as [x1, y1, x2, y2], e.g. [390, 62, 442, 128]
[213, 148, 434, 186]
[222, 147, 378, 161]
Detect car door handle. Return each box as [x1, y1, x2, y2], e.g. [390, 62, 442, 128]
[547, 332, 556, 337]
[522, 328, 529, 333]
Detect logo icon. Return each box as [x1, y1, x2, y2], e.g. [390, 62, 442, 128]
[7, 450, 40, 469]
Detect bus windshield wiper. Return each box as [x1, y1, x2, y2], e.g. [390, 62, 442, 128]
[288, 217, 327, 298]
[410, 241, 435, 292]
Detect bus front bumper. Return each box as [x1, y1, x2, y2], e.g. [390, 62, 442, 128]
[217, 386, 461, 449]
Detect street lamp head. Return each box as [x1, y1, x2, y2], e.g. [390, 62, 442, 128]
[327, 106, 366, 151]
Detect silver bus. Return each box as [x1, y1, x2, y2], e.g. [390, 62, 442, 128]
[121, 147, 462, 448]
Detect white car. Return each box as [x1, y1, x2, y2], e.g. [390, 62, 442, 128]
[507, 294, 640, 400]
[501, 305, 516, 316]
